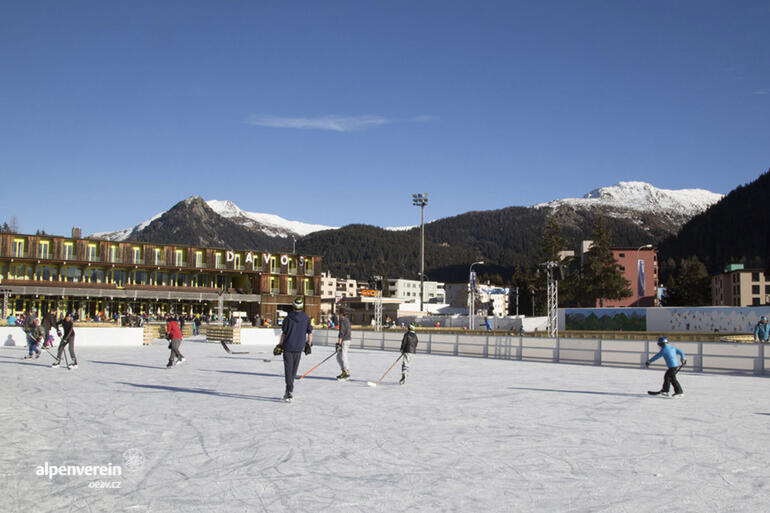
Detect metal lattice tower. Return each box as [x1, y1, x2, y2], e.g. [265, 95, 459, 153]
[375, 290, 383, 332]
[543, 261, 559, 337]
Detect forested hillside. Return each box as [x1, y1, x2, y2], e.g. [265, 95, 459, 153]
[659, 169, 770, 275]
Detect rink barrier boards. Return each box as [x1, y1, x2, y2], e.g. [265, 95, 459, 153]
[310, 329, 770, 377]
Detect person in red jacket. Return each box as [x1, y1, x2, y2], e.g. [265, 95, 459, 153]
[165, 315, 185, 368]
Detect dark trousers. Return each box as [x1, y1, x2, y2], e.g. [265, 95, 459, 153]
[662, 366, 683, 394]
[283, 351, 302, 394]
[168, 339, 184, 364]
[56, 335, 77, 364]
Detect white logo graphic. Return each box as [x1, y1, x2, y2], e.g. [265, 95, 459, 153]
[122, 448, 145, 473]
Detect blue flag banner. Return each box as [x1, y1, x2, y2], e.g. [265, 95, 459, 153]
[638, 259, 645, 296]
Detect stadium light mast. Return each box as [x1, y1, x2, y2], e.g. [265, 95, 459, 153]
[412, 193, 428, 312]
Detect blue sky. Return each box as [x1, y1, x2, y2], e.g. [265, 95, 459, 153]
[1, 1, 768, 236]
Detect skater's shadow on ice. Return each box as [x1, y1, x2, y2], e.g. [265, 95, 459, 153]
[91, 360, 165, 370]
[208, 369, 283, 379]
[118, 382, 283, 402]
[755, 413, 770, 416]
[509, 386, 643, 398]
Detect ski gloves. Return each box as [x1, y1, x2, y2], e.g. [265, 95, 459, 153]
[304, 342, 312, 355]
[273, 345, 283, 356]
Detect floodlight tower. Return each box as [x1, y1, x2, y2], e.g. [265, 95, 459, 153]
[412, 193, 428, 312]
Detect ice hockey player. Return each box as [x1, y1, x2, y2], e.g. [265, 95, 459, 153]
[646, 337, 686, 397]
[165, 315, 185, 368]
[754, 316, 769, 342]
[275, 296, 313, 402]
[24, 318, 44, 359]
[335, 308, 352, 381]
[399, 323, 419, 385]
[41, 307, 58, 349]
[53, 311, 78, 369]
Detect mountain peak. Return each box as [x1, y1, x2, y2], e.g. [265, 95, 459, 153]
[536, 181, 722, 219]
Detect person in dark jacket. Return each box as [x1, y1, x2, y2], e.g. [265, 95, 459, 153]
[399, 323, 419, 385]
[335, 309, 352, 381]
[41, 307, 58, 349]
[646, 337, 686, 397]
[23, 308, 38, 352]
[274, 297, 313, 402]
[53, 311, 78, 368]
[165, 315, 185, 368]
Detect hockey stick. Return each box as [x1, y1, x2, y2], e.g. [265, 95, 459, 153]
[220, 340, 249, 355]
[367, 354, 403, 387]
[297, 348, 339, 380]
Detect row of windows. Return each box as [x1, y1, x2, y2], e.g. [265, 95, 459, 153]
[9, 239, 313, 273]
[1, 263, 314, 292]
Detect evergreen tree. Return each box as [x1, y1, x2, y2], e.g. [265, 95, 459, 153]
[580, 215, 632, 307]
[540, 215, 567, 262]
[663, 257, 711, 306]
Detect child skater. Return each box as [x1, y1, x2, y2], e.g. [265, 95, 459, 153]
[646, 337, 686, 397]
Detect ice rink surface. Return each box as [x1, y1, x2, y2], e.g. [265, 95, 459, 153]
[1, 339, 769, 513]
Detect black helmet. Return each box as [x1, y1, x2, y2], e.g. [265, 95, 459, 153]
[657, 337, 668, 348]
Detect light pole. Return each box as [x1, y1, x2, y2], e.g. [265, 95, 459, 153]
[412, 193, 428, 312]
[636, 244, 653, 306]
[469, 261, 484, 330]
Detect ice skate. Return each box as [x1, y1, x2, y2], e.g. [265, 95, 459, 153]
[51, 360, 60, 367]
[672, 392, 684, 398]
[336, 370, 350, 381]
[283, 392, 293, 403]
[399, 373, 407, 385]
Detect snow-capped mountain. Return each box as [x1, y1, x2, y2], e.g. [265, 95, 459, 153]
[206, 200, 335, 238]
[91, 199, 335, 241]
[534, 181, 722, 223]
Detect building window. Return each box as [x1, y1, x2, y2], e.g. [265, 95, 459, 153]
[109, 245, 118, 263]
[12, 239, 24, 257]
[175, 250, 183, 266]
[38, 241, 49, 259]
[154, 248, 162, 265]
[752, 272, 760, 282]
[305, 258, 313, 274]
[270, 256, 278, 273]
[753, 297, 761, 306]
[63, 243, 74, 260]
[86, 244, 97, 262]
[618, 253, 625, 258]
[195, 251, 203, 268]
[132, 247, 141, 264]
[753, 285, 760, 294]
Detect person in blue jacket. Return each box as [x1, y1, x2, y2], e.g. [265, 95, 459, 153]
[646, 337, 686, 397]
[754, 316, 769, 342]
[273, 296, 313, 403]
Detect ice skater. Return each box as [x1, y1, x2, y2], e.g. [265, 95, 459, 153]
[335, 309, 352, 381]
[275, 296, 313, 402]
[754, 315, 769, 342]
[646, 337, 685, 397]
[53, 311, 78, 369]
[165, 315, 185, 368]
[24, 318, 44, 359]
[399, 323, 419, 385]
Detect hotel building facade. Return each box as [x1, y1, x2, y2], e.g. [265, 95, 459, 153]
[0, 230, 321, 322]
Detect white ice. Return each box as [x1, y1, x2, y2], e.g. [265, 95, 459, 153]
[1, 339, 768, 512]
